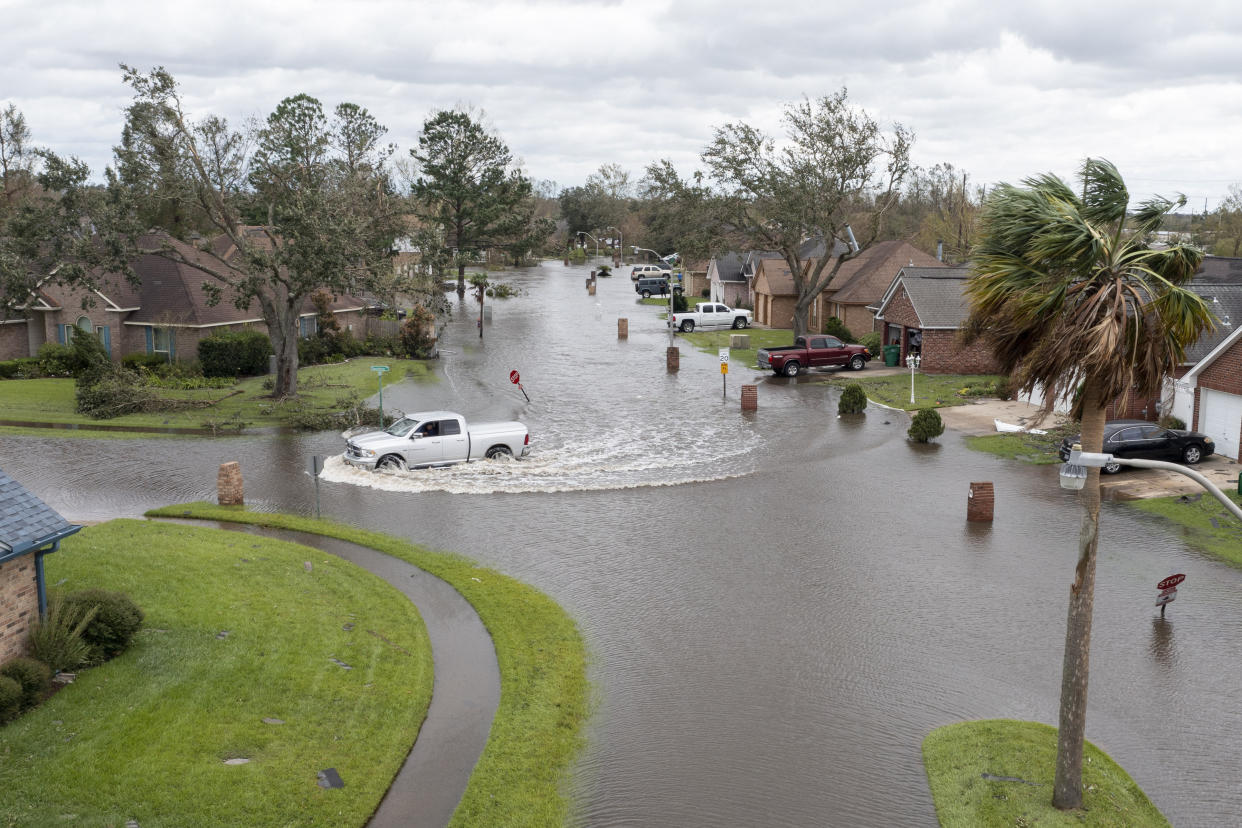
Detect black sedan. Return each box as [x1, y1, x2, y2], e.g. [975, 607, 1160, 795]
[1058, 420, 1215, 474]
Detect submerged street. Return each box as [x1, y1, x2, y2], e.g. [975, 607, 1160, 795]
[3, 260, 1241, 826]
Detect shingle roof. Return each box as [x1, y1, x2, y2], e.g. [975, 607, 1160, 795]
[883, 266, 972, 328]
[710, 253, 744, 282]
[1186, 283, 1242, 363]
[824, 240, 942, 303]
[1194, 256, 1242, 284]
[0, 466, 79, 561]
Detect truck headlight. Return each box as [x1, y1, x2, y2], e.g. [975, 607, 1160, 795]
[363, 449, 376, 457]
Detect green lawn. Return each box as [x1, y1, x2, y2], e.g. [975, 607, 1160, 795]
[966, 426, 1076, 466]
[146, 503, 590, 828]
[824, 373, 1005, 410]
[1129, 489, 1242, 568]
[0, 519, 432, 827]
[0, 358, 435, 437]
[923, 720, 1168, 827]
[679, 327, 792, 370]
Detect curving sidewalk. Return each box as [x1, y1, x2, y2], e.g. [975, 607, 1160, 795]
[155, 519, 500, 828]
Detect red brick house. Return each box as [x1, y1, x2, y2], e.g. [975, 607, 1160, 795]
[1167, 283, 1242, 458]
[873, 266, 1001, 374]
[811, 240, 943, 337]
[2, 232, 369, 363]
[0, 466, 81, 663]
[751, 257, 799, 329]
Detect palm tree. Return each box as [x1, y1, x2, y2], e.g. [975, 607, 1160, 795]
[965, 159, 1213, 810]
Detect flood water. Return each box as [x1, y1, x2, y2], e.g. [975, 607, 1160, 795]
[3, 261, 1241, 826]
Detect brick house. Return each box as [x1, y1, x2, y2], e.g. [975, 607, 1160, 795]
[873, 266, 1001, 374]
[0, 466, 81, 663]
[707, 252, 747, 306]
[1167, 283, 1242, 459]
[3, 231, 370, 364]
[810, 240, 943, 338]
[751, 257, 799, 328]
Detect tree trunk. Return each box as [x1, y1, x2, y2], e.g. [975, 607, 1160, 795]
[1052, 382, 1107, 810]
[791, 297, 811, 339]
[260, 291, 302, 399]
[456, 262, 466, 296]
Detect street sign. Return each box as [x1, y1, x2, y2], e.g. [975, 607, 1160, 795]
[1156, 593, 1177, 606]
[1159, 587, 1178, 597]
[371, 365, 390, 373]
[719, 348, 729, 375]
[1157, 574, 1186, 590]
[509, 370, 521, 384]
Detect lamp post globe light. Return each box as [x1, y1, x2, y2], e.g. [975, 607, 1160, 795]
[1058, 449, 1242, 523]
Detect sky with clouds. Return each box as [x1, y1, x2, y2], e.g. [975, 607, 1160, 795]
[5, 0, 1242, 209]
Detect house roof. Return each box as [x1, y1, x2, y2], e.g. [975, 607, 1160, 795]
[0, 466, 81, 563]
[753, 257, 796, 296]
[1185, 283, 1242, 364]
[741, 250, 782, 278]
[875, 266, 972, 329]
[709, 253, 744, 283]
[822, 240, 943, 304]
[1194, 256, 1242, 284]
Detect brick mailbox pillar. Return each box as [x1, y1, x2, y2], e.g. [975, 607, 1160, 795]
[666, 346, 680, 372]
[588, 282, 596, 295]
[218, 462, 244, 506]
[967, 482, 994, 522]
[741, 385, 758, 411]
[618, 318, 628, 339]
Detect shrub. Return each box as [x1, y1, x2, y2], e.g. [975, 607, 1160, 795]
[994, 375, 1014, 400]
[1158, 414, 1187, 430]
[0, 657, 52, 709]
[859, 331, 882, 357]
[838, 384, 868, 414]
[36, 342, 77, 376]
[122, 352, 169, 371]
[198, 330, 272, 377]
[69, 330, 112, 379]
[672, 293, 689, 312]
[62, 589, 144, 662]
[823, 316, 855, 342]
[75, 369, 161, 419]
[0, 675, 20, 723]
[701, 288, 711, 298]
[0, 357, 42, 379]
[400, 306, 438, 358]
[28, 597, 97, 672]
[908, 408, 945, 443]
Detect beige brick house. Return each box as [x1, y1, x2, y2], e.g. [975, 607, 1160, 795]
[0, 467, 81, 663]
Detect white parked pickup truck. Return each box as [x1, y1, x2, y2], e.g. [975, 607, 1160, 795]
[343, 410, 530, 471]
[668, 302, 753, 332]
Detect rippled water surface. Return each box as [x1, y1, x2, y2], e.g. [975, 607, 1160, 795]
[4, 261, 1242, 826]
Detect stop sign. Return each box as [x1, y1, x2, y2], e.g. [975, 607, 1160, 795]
[1157, 574, 1186, 590]
[509, 370, 520, 384]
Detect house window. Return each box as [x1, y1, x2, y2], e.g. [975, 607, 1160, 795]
[152, 327, 173, 359]
[299, 316, 318, 339]
[77, 316, 93, 334]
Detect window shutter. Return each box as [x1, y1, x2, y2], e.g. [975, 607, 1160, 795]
[168, 329, 176, 361]
[145, 327, 153, 353]
[57, 324, 66, 344]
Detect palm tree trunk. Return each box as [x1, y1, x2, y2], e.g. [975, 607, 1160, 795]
[1052, 381, 1107, 809]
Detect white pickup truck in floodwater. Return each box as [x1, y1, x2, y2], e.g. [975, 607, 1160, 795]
[343, 410, 530, 471]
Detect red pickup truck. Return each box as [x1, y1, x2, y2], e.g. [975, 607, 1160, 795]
[756, 335, 872, 376]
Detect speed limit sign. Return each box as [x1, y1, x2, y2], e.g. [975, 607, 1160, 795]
[719, 348, 730, 374]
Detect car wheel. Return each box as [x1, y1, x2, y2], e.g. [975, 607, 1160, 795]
[1183, 444, 1203, 464]
[378, 454, 407, 472]
[732, 317, 745, 329]
[680, 320, 694, 332]
[1103, 460, 1121, 474]
[641, 290, 652, 298]
[849, 355, 866, 371]
[486, 445, 513, 460]
[783, 361, 801, 377]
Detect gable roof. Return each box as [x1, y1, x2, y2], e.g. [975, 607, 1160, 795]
[752, 257, 796, 296]
[709, 252, 744, 283]
[0, 466, 81, 563]
[822, 240, 943, 304]
[875, 266, 972, 329]
[1194, 256, 1242, 284]
[1185, 283, 1242, 364]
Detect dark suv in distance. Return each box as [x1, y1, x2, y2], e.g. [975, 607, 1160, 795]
[634, 277, 683, 298]
[1058, 419, 1215, 473]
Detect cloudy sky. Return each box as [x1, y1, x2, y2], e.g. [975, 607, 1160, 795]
[6, 0, 1242, 209]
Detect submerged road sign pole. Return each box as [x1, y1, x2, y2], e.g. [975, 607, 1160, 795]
[510, 369, 530, 402]
[372, 365, 390, 427]
[719, 348, 729, 400]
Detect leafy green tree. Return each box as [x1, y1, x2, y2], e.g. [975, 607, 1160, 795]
[702, 89, 912, 337]
[639, 160, 720, 266]
[965, 159, 1212, 811]
[1, 104, 135, 319]
[116, 66, 403, 398]
[906, 408, 943, 442]
[409, 110, 534, 294]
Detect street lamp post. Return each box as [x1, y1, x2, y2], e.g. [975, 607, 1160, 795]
[607, 225, 623, 266]
[577, 231, 600, 261]
[906, 353, 921, 404]
[1060, 450, 1242, 522]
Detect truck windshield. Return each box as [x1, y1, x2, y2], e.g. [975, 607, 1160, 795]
[385, 417, 418, 437]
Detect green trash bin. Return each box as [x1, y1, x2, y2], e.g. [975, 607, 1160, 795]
[883, 344, 901, 367]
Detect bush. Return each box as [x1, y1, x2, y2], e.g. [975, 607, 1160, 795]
[908, 408, 945, 443]
[70, 330, 112, 379]
[0, 675, 20, 723]
[859, 331, 882, 357]
[62, 589, 144, 662]
[672, 293, 689, 313]
[122, 352, 169, 371]
[701, 288, 711, 298]
[993, 375, 1014, 401]
[28, 597, 97, 672]
[0, 357, 42, 379]
[823, 316, 855, 342]
[36, 342, 77, 376]
[75, 369, 161, 418]
[198, 330, 272, 377]
[400, 306, 438, 358]
[1158, 414, 1186, 430]
[838, 384, 868, 414]
[0, 657, 52, 709]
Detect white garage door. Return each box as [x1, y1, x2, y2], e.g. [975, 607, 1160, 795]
[1200, 389, 1242, 460]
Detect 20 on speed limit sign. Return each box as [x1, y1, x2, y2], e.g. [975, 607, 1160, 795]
[719, 348, 730, 374]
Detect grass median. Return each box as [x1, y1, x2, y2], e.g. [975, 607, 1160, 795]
[923, 720, 1168, 827]
[0, 358, 435, 437]
[824, 373, 1004, 410]
[145, 502, 590, 828]
[1128, 489, 1242, 568]
[0, 519, 432, 827]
